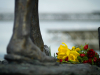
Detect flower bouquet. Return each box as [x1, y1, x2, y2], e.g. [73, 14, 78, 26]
[56, 42, 100, 66]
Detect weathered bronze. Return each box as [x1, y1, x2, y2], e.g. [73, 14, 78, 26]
[30, 0, 44, 51]
[4, 0, 56, 63]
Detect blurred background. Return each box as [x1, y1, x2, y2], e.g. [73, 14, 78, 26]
[0, 0, 100, 60]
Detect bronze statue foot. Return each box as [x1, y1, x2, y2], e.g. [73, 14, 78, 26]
[5, 37, 56, 64]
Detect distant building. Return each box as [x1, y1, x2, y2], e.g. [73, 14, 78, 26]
[0, 12, 100, 21]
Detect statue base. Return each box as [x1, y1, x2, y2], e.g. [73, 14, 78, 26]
[0, 61, 100, 75]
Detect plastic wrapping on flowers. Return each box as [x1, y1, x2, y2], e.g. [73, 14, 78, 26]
[56, 42, 100, 66]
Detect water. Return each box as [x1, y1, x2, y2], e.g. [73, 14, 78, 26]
[0, 20, 100, 60]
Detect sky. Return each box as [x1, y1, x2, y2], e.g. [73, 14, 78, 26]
[0, 0, 100, 13]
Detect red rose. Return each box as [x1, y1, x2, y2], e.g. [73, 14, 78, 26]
[80, 54, 85, 57]
[87, 49, 95, 58]
[60, 59, 62, 62]
[84, 45, 88, 50]
[88, 59, 92, 64]
[65, 57, 68, 61]
[93, 57, 97, 62]
[83, 60, 88, 63]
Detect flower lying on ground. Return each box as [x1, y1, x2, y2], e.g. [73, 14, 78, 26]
[56, 42, 100, 66]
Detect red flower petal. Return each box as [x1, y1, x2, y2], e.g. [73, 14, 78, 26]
[80, 54, 85, 57]
[84, 45, 88, 50]
[65, 57, 68, 61]
[56, 53, 58, 55]
[88, 59, 92, 64]
[60, 59, 62, 62]
[89, 49, 94, 52]
[87, 49, 95, 58]
[83, 60, 88, 63]
[94, 57, 97, 62]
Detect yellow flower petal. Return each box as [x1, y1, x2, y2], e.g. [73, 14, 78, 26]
[62, 42, 68, 47]
[68, 54, 76, 61]
[75, 48, 80, 51]
[72, 46, 75, 49]
[70, 51, 80, 56]
[62, 56, 67, 59]
[58, 53, 65, 56]
[57, 42, 70, 60]
[68, 50, 80, 62]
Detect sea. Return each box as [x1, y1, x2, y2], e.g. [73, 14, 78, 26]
[0, 20, 100, 60]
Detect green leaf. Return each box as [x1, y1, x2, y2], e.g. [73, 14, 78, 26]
[54, 53, 55, 57]
[62, 61, 68, 63]
[94, 53, 99, 58]
[87, 48, 90, 51]
[92, 59, 94, 65]
[77, 56, 83, 62]
[80, 45, 83, 48]
[49, 46, 51, 56]
[82, 56, 88, 61]
[77, 51, 83, 54]
[68, 60, 74, 62]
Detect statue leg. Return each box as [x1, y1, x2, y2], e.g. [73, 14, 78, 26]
[4, 0, 56, 63]
[30, 0, 44, 51]
[30, 0, 50, 56]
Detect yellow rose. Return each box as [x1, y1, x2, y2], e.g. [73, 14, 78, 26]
[68, 54, 76, 61]
[71, 46, 76, 51]
[75, 48, 80, 51]
[72, 46, 75, 49]
[57, 42, 70, 60]
[68, 51, 80, 62]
